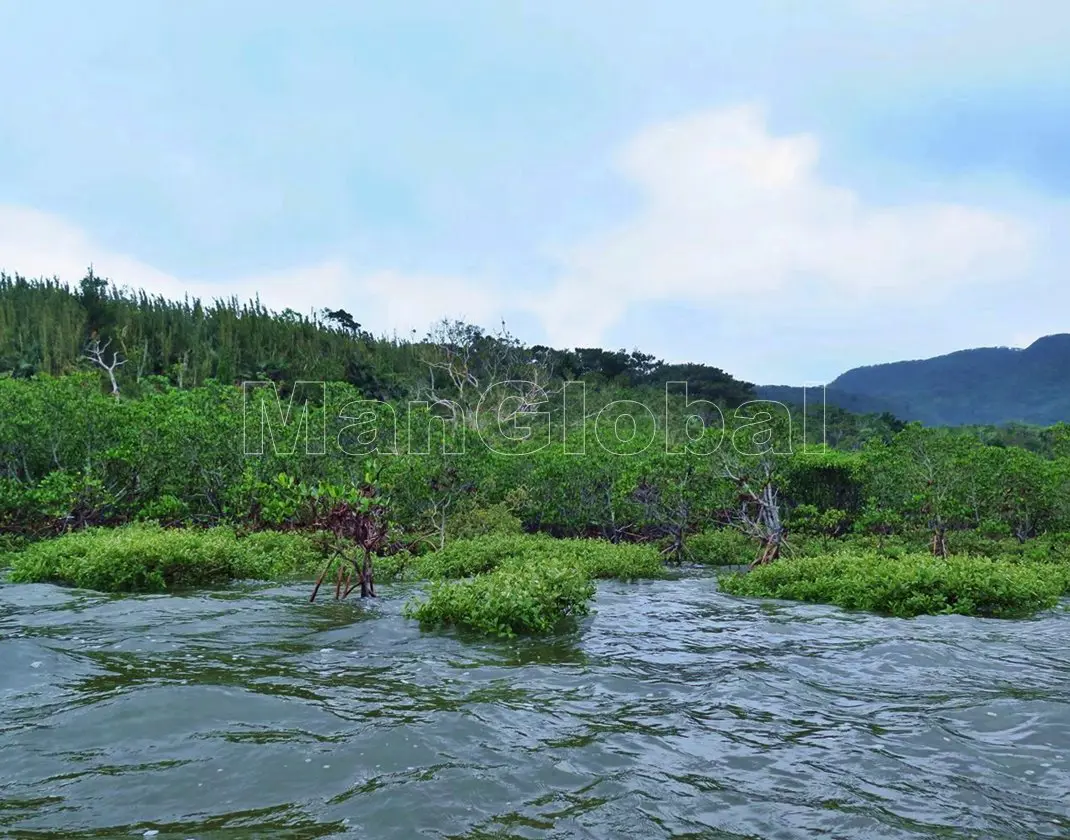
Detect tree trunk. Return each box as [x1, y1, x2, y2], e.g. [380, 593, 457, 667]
[360, 548, 375, 598]
[309, 556, 335, 602]
[930, 526, 948, 558]
[750, 535, 781, 568]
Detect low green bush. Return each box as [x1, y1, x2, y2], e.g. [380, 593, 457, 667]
[792, 533, 918, 560]
[445, 502, 524, 541]
[1017, 534, 1070, 565]
[416, 533, 665, 581]
[685, 528, 755, 566]
[6, 523, 321, 592]
[571, 539, 665, 580]
[372, 549, 418, 583]
[719, 551, 1066, 619]
[415, 533, 545, 579]
[0, 532, 27, 559]
[135, 494, 191, 524]
[403, 555, 596, 638]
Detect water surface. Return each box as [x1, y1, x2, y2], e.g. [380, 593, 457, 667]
[2, 577, 1068, 839]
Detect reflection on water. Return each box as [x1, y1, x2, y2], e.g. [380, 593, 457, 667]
[1, 577, 1068, 839]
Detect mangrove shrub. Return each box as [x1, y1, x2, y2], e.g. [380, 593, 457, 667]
[6, 523, 321, 592]
[415, 533, 665, 582]
[403, 555, 596, 638]
[719, 551, 1066, 619]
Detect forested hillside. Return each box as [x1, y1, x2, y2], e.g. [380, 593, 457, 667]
[0, 269, 757, 407]
[759, 334, 1070, 426]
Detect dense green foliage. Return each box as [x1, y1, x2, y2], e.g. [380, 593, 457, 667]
[1, 370, 1067, 590]
[415, 533, 540, 579]
[403, 554, 597, 638]
[719, 551, 1066, 619]
[0, 372, 911, 541]
[415, 534, 665, 582]
[6, 523, 320, 592]
[685, 528, 756, 565]
[402, 533, 664, 638]
[0, 270, 755, 405]
[2, 269, 1069, 628]
[444, 501, 525, 542]
[0, 271, 409, 399]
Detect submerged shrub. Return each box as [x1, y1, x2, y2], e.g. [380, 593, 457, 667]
[719, 551, 1065, 619]
[403, 556, 596, 638]
[416, 533, 664, 581]
[6, 523, 321, 592]
[685, 528, 754, 566]
[569, 539, 665, 580]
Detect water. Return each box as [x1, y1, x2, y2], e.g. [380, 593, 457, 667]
[2, 576, 1068, 839]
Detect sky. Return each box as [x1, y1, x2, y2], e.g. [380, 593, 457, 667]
[0, 0, 1068, 385]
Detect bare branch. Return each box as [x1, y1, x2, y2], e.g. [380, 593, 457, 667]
[82, 337, 126, 398]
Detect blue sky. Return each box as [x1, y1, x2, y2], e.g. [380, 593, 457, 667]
[1, 1, 1068, 384]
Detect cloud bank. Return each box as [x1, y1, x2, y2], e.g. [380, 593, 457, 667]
[0, 104, 1059, 382]
[531, 105, 1034, 350]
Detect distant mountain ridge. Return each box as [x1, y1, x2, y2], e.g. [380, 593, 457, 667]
[757, 334, 1070, 427]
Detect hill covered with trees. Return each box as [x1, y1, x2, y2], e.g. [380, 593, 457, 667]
[759, 334, 1070, 427]
[0, 269, 755, 408]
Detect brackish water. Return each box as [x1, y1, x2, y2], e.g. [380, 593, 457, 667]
[2, 577, 1068, 839]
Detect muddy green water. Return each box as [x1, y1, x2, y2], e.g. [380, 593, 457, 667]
[1, 578, 1068, 839]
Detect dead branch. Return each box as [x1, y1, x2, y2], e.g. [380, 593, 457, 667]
[82, 337, 126, 398]
[721, 457, 785, 567]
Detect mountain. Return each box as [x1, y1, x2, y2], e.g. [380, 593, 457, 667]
[758, 334, 1070, 426]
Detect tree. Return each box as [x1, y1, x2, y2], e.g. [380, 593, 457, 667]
[417, 319, 558, 429]
[715, 409, 794, 566]
[863, 425, 979, 556]
[308, 467, 391, 601]
[323, 308, 362, 336]
[82, 337, 126, 398]
[78, 266, 112, 334]
[981, 447, 1058, 542]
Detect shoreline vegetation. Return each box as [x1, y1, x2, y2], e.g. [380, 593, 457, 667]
[2, 270, 1069, 633]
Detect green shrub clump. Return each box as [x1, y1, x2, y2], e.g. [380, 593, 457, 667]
[719, 551, 1065, 619]
[403, 555, 596, 638]
[417, 533, 665, 581]
[6, 523, 321, 592]
[371, 549, 418, 583]
[416, 533, 546, 579]
[685, 528, 755, 566]
[574, 539, 666, 580]
[445, 502, 524, 541]
[404, 534, 664, 637]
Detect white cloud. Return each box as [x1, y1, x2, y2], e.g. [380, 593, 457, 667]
[530, 104, 1035, 350]
[0, 104, 1061, 384]
[0, 206, 181, 296]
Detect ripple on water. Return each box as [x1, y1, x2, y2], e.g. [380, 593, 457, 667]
[0, 578, 1068, 839]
